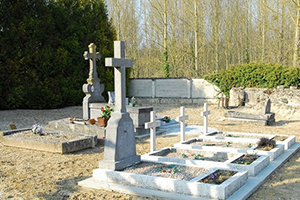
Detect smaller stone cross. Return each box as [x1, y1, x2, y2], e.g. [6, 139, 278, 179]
[105, 41, 133, 113]
[145, 111, 161, 152]
[201, 103, 210, 135]
[176, 106, 189, 142]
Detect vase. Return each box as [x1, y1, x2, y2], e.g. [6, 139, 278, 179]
[97, 117, 109, 127]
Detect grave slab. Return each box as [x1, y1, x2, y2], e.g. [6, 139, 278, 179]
[201, 131, 275, 144]
[45, 118, 105, 140]
[0, 129, 97, 154]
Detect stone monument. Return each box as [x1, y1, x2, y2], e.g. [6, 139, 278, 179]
[99, 41, 140, 170]
[82, 43, 105, 120]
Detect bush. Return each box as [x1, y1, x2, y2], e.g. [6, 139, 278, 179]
[0, 0, 116, 109]
[204, 63, 300, 96]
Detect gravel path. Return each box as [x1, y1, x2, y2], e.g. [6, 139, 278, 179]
[1, 105, 300, 199]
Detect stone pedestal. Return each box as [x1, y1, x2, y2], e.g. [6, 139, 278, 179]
[90, 103, 153, 136]
[99, 112, 140, 170]
[127, 106, 153, 135]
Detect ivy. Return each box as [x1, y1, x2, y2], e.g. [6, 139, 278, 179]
[205, 63, 300, 96]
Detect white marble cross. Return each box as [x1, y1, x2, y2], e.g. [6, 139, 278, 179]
[105, 41, 133, 113]
[83, 43, 101, 80]
[145, 111, 161, 152]
[176, 106, 189, 142]
[201, 103, 210, 135]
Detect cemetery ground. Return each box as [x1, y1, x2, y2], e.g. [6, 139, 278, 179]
[1, 104, 300, 200]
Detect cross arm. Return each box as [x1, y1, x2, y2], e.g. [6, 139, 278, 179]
[105, 58, 133, 68]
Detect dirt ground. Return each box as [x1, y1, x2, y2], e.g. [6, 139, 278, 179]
[1, 104, 300, 200]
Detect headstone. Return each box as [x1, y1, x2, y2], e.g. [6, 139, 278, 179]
[201, 103, 210, 135]
[261, 98, 271, 115]
[145, 111, 161, 152]
[176, 106, 189, 142]
[82, 43, 105, 120]
[99, 41, 140, 170]
[108, 91, 115, 105]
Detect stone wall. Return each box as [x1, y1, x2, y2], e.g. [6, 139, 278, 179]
[128, 78, 220, 105]
[230, 87, 300, 117]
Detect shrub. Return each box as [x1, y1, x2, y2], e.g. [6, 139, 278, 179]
[204, 63, 300, 96]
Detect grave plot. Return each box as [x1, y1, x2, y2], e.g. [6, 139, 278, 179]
[273, 135, 296, 150]
[141, 147, 269, 177]
[174, 138, 256, 153]
[202, 131, 275, 144]
[81, 161, 248, 200]
[0, 128, 97, 154]
[175, 137, 285, 162]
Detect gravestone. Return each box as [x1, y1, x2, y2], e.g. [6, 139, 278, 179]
[201, 103, 210, 134]
[82, 43, 105, 120]
[226, 98, 275, 125]
[99, 41, 140, 170]
[176, 106, 188, 142]
[145, 111, 161, 152]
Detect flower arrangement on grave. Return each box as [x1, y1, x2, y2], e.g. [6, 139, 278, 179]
[97, 105, 114, 127]
[256, 137, 276, 151]
[157, 164, 178, 174]
[162, 115, 171, 123]
[99, 105, 114, 119]
[31, 124, 43, 135]
[199, 170, 236, 185]
[129, 96, 136, 107]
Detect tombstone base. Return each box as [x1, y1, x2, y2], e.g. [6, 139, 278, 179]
[99, 155, 140, 171]
[99, 112, 141, 170]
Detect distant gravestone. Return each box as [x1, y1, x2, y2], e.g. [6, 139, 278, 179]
[201, 103, 210, 135]
[261, 98, 271, 115]
[99, 41, 140, 170]
[176, 106, 189, 142]
[82, 43, 105, 120]
[145, 111, 161, 152]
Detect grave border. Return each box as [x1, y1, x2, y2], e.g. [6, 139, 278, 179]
[141, 147, 270, 177]
[80, 166, 247, 200]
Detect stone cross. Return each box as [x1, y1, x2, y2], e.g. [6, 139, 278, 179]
[105, 41, 133, 113]
[83, 43, 101, 81]
[201, 103, 210, 135]
[82, 43, 105, 120]
[176, 106, 189, 142]
[99, 41, 140, 171]
[145, 111, 161, 152]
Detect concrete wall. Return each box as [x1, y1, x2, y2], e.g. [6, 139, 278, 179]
[128, 78, 219, 105]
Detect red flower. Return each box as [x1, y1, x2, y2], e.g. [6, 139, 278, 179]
[162, 169, 166, 173]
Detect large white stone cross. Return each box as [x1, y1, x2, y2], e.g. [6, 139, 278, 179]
[201, 103, 210, 135]
[176, 106, 189, 142]
[105, 41, 133, 113]
[145, 111, 161, 152]
[83, 43, 101, 81]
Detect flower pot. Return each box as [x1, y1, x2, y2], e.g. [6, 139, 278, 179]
[97, 117, 109, 127]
